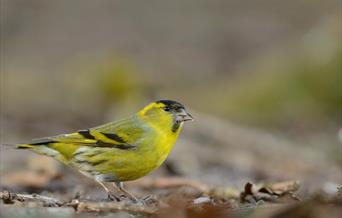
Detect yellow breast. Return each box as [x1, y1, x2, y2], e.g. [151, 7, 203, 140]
[115, 123, 181, 181]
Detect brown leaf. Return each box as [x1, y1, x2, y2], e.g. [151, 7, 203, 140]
[240, 181, 301, 203]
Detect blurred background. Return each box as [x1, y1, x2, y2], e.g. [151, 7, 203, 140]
[0, 0, 341, 206]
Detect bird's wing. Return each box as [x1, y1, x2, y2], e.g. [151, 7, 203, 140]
[18, 117, 145, 161]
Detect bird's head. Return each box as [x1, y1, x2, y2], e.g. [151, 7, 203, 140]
[138, 100, 193, 132]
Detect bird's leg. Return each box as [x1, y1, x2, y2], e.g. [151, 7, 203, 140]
[113, 181, 139, 203]
[97, 181, 120, 201]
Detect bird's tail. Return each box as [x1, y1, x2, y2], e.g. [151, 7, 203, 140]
[2, 141, 68, 164]
[2, 143, 31, 148]
[0, 143, 37, 150]
[16, 144, 37, 149]
[15, 141, 68, 163]
[15, 139, 54, 149]
[0, 143, 41, 149]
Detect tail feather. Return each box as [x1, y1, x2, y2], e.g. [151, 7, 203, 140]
[1, 141, 51, 149]
[17, 144, 37, 149]
[1, 143, 36, 150]
[16, 138, 54, 149]
[2, 142, 68, 164]
[18, 142, 70, 163]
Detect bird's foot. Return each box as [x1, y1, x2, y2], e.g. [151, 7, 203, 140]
[127, 195, 141, 205]
[107, 192, 121, 202]
[129, 195, 158, 206]
[142, 194, 158, 205]
[118, 194, 145, 205]
[132, 198, 146, 206]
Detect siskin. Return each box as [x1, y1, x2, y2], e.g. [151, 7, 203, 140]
[16, 100, 193, 202]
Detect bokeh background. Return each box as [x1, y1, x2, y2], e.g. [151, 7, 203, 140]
[0, 0, 341, 211]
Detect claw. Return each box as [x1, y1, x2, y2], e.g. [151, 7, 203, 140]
[142, 194, 158, 205]
[107, 192, 121, 201]
[142, 194, 154, 200]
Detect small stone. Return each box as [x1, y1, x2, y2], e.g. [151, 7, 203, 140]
[193, 196, 211, 204]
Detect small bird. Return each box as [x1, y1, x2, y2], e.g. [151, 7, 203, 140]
[16, 100, 193, 202]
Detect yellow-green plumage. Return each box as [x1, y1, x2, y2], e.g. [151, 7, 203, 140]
[17, 100, 192, 184]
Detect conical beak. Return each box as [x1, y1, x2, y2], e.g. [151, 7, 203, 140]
[178, 109, 194, 122]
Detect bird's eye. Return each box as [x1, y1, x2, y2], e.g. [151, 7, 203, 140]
[164, 107, 171, 112]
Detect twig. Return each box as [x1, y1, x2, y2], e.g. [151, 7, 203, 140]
[240, 181, 301, 203]
[0, 190, 64, 206]
[0, 190, 157, 215]
[75, 201, 157, 215]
